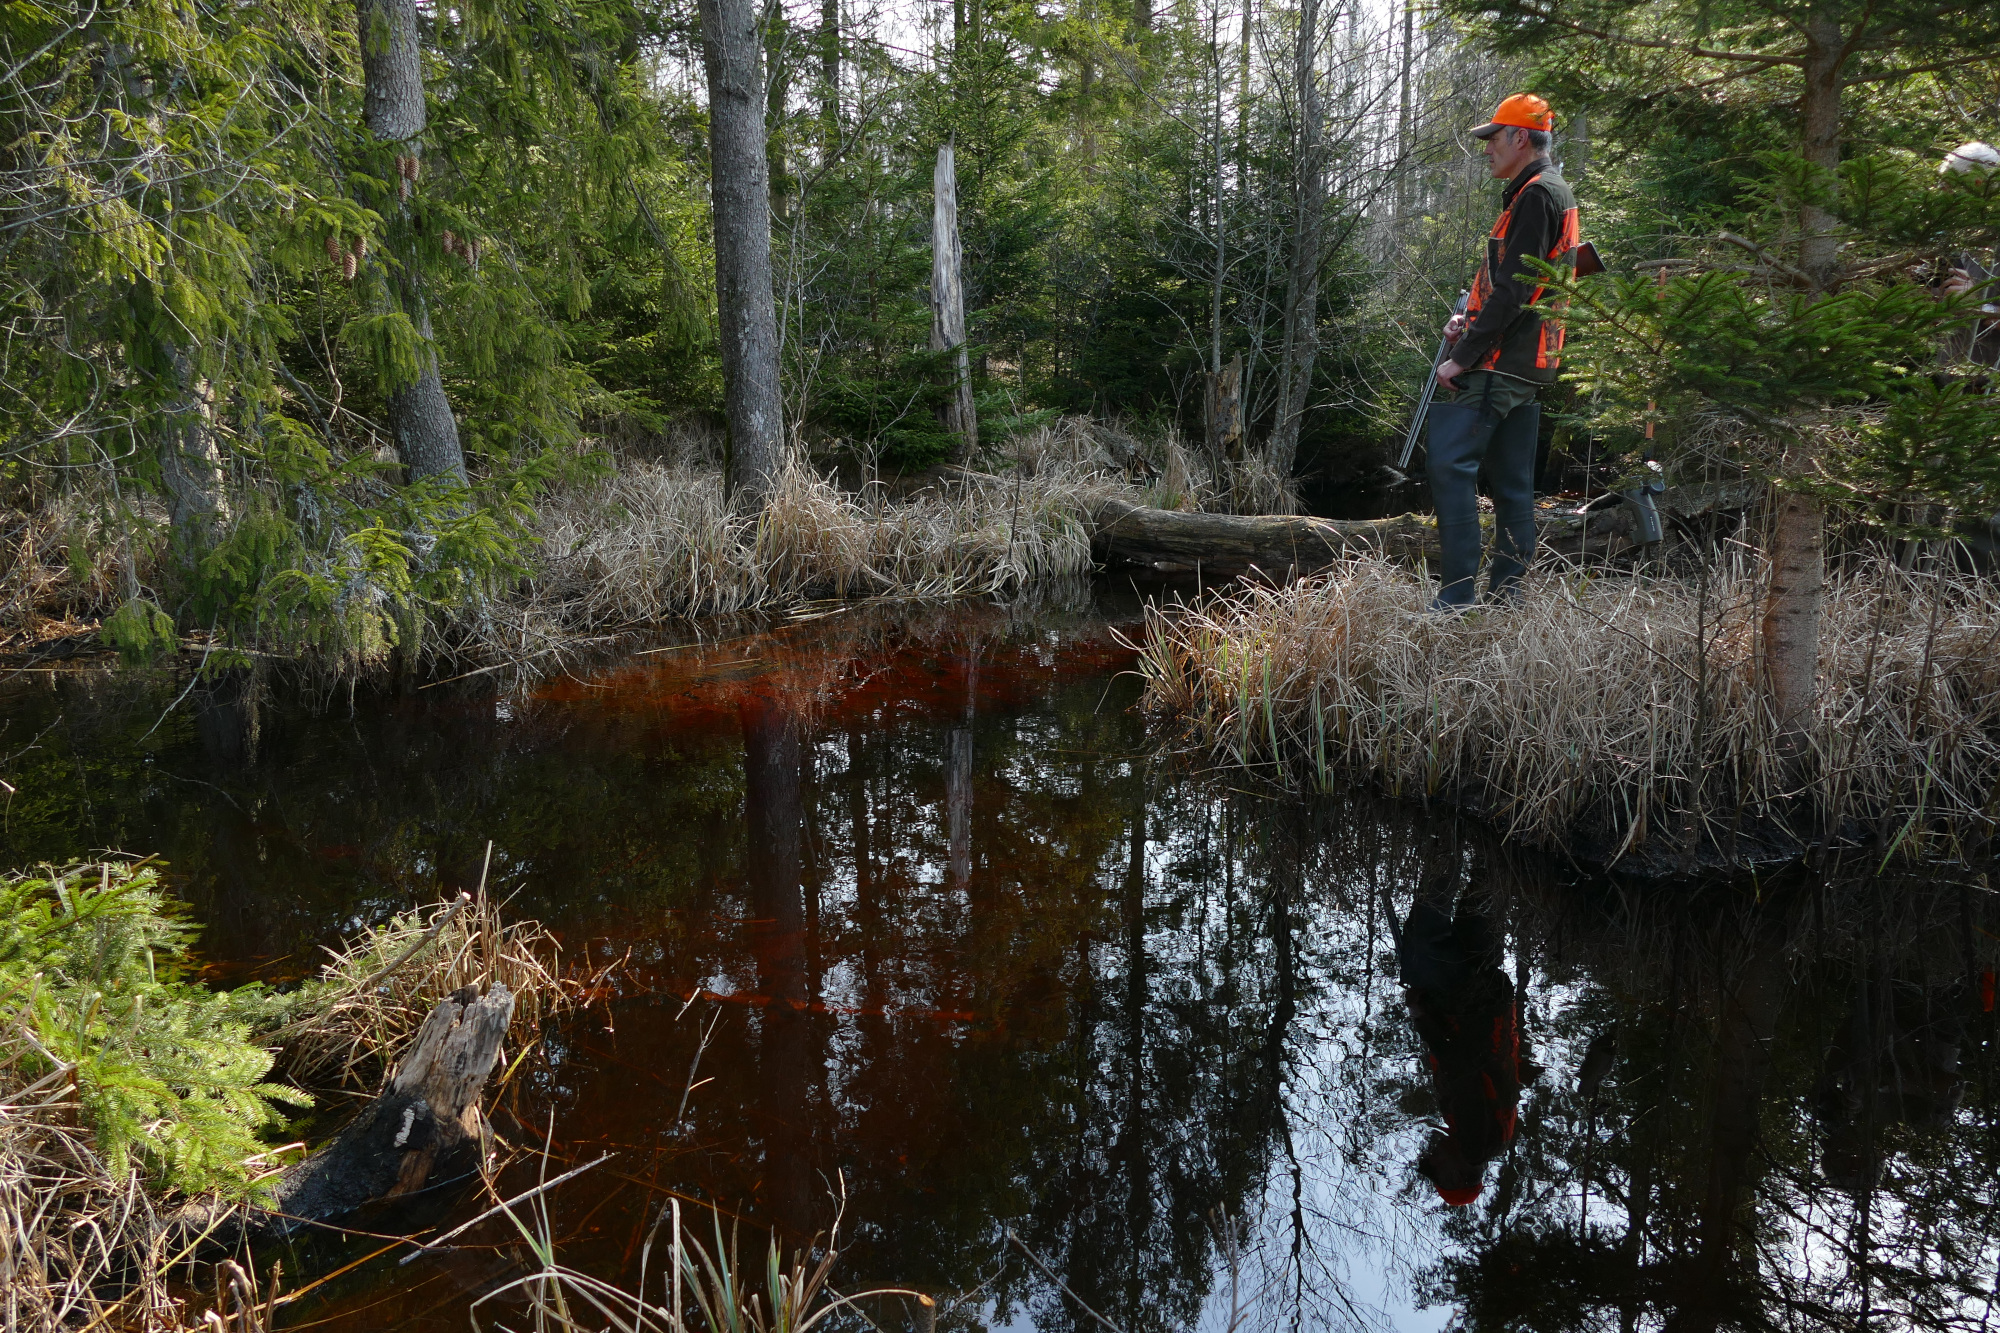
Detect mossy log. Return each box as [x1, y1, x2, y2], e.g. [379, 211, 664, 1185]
[1089, 479, 1760, 578]
[177, 983, 514, 1250]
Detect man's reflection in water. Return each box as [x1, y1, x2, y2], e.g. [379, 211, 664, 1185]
[1396, 864, 1524, 1207]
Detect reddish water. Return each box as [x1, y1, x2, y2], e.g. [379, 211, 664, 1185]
[4, 592, 1999, 1333]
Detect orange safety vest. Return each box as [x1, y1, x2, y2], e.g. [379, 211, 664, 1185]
[1463, 170, 1581, 378]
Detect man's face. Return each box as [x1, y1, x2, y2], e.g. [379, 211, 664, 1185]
[1483, 126, 1532, 179]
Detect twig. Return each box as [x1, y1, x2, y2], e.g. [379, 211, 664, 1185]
[1005, 1230, 1129, 1333]
[398, 1153, 613, 1263]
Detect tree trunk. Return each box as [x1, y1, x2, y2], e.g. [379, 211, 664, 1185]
[698, 0, 787, 506]
[1266, 0, 1322, 489]
[931, 142, 977, 458]
[159, 346, 230, 539]
[356, 0, 468, 487]
[1796, 9, 1844, 286]
[1760, 487, 1824, 751]
[1394, 0, 1414, 221]
[763, 0, 791, 219]
[818, 0, 838, 136]
[1088, 479, 1756, 577]
[1206, 353, 1242, 459]
[1756, 9, 1843, 745]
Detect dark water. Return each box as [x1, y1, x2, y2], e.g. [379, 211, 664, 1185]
[4, 591, 1998, 1333]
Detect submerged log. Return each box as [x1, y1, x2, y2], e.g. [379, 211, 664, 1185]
[178, 983, 515, 1249]
[1089, 479, 1760, 579]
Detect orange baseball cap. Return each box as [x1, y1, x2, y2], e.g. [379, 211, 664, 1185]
[1470, 94, 1555, 139]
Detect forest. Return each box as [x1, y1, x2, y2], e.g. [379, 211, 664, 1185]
[11, 0, 1991, 675]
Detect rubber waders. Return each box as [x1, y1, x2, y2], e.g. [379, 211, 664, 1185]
[1424, 397, 1541, 608]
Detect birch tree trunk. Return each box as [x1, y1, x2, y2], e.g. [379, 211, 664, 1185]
[1266, 0, 1322, 488]
[356, 0, 468, 487]
[931, 142, 977, 459]
[698, 0, 787, 506]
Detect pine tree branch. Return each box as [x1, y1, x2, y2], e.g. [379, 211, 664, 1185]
[1505, 7, 1802, 66]
[1843, 52, 2000, 86]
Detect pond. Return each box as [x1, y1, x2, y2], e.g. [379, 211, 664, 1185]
[2, 587, 1996, 1333]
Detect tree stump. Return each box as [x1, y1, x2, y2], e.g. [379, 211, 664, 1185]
[177, 984, 515, 1249]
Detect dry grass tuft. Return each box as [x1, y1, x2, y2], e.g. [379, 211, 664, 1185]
[0, 1041, 182, 1331]
[478, 438, 1122, 663]
[1139, 556, 2000, 863]
[279, 886, 564, 1091]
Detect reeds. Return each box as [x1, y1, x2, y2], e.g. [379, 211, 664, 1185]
[278, 884, 564, 1090]
[471, 1189, 926, 1333]
[472, 438, 1119, 663]
[1139, 556, 2000, 863]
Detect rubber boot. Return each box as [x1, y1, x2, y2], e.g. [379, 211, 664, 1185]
[1483, 402, 1540, 604]
[1425, 400, 1496, 609]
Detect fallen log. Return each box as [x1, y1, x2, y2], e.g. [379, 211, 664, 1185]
[176, 983, 515, 1250]
[1089, 478, 1762, 579]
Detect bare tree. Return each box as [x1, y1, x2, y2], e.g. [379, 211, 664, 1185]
[931, 141, 977, 458]
[698, 0, 788, 506]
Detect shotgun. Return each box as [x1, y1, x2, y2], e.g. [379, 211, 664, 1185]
[1397, 291, 1469, 472]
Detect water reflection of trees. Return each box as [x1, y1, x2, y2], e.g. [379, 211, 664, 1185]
[1399, 860, 2000, 1333]
[5, 601, 2000, 1333]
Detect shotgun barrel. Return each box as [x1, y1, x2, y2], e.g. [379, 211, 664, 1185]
[1396, 291, 1469, 472]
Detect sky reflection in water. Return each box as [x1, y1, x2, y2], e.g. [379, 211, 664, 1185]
[2, 591, 1996, 1333]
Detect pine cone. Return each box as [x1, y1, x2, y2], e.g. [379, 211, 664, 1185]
[350, 235, 368, 260]
[442, 229, 459, 256]
[342, 252, 358, 282]
[325, 233, 342, 262]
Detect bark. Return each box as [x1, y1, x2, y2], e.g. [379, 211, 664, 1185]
[175, 985, 514, 1248]
[930, 142, 977, 458]
[1568, 109, 1591, 184]
[356, 0, 468, 487]
[1205, 353, 1242, 459]
[1267, 0, 1323, 487]
[1759, 487, 1824, 750]
[159, 347, 230, 538]
[699, 0, 787, 506]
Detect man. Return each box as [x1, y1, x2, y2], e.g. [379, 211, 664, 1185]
[1427, 94, 1580, 610]
[1938, 141, 2000, 370]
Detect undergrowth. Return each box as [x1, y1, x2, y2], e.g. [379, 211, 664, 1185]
[0, 858, 562, 1331]
[1139, 555, 2000, 865]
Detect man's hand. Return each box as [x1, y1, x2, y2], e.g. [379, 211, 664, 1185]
[1945, 267, 1975, 297]
[1436, 358, 1466, 390]
[1443, 314, 1466, 344]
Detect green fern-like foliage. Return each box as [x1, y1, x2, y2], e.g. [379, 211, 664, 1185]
[0, 862, 309, 1198]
